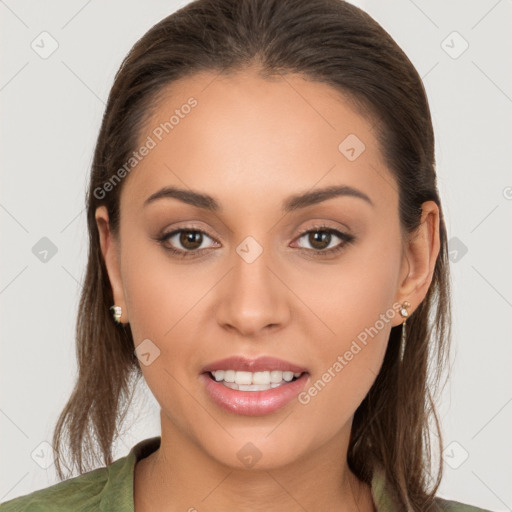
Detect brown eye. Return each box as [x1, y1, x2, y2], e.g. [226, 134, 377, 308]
[294, 226, 355, 256]
[307, 230, 332, 250]
[179, 230, 203, 250]
[157, 228, 218, 257]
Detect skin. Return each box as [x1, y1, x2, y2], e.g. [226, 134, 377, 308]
[96, 66, 440, 511]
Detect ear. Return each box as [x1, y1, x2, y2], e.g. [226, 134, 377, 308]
[95, 205, 129, 324]
[392, 200, 441, 326]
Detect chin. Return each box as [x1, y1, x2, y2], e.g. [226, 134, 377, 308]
[197, 428, 318, 471]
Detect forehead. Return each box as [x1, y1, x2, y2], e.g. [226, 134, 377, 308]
[121, 68, 395, 215]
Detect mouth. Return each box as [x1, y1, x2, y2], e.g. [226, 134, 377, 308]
[206, 369, 305, 391]
[200, 356, 310, 416]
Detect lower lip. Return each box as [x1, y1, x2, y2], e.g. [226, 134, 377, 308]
[201, 372, 309, 416]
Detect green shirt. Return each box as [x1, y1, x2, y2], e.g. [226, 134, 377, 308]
[0, 436, 492, 511]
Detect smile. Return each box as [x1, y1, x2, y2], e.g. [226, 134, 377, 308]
[209, 370, 303, 391]
[200, 356, 309, 416]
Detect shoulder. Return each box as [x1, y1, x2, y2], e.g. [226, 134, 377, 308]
[434, 496, 495, 512]
[0, 466, 111, 512]
[0, 437, 159, 512]
[371, 465, 495, 512]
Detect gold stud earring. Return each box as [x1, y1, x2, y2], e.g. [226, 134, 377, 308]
[110, 305, 122, 324]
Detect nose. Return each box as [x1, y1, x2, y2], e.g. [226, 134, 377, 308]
[215, 241, 291, 338]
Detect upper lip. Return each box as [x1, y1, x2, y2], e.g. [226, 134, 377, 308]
[201, 356, 307, 374]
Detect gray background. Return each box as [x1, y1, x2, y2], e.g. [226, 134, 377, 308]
[1, 0, 511, 509]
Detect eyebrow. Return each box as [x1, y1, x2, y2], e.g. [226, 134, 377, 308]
[143, 184, 374, 212]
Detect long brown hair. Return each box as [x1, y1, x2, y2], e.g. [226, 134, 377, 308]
[52, 0, 451, 509]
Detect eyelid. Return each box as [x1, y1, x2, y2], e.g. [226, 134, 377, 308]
[156, 222, 355, 258]
[158, 223, 220, 247]
[295, 221, 351, 237]
[292, 224, 355, 253]
[160, 222, 217, 240]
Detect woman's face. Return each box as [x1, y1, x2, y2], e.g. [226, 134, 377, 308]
[96, 67, 435, 470]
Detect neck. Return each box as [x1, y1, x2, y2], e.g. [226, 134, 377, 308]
[134, 417, 375, 512]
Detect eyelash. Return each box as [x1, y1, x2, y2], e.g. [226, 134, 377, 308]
[156, 225, 355, 259]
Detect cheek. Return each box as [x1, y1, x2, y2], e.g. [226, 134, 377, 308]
[121, 230, 212, 339]
[300, 226, 402, 345]
[120, 238, 222, 389]
[295, 297, 396, 450]
[296, 232, 402, 419]
[121, 248, 212, 429]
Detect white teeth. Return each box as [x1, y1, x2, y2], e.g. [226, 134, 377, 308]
[235, 371, 252, 385]
[283, 371, 294, 382]
[269, 370, 283, 383]
[253, 371, 270, 385]
[210, 369, 303, 389]
[239, 384, 274, 391]
[223, 370, 235, 383]
[220, 381, 287, 391]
